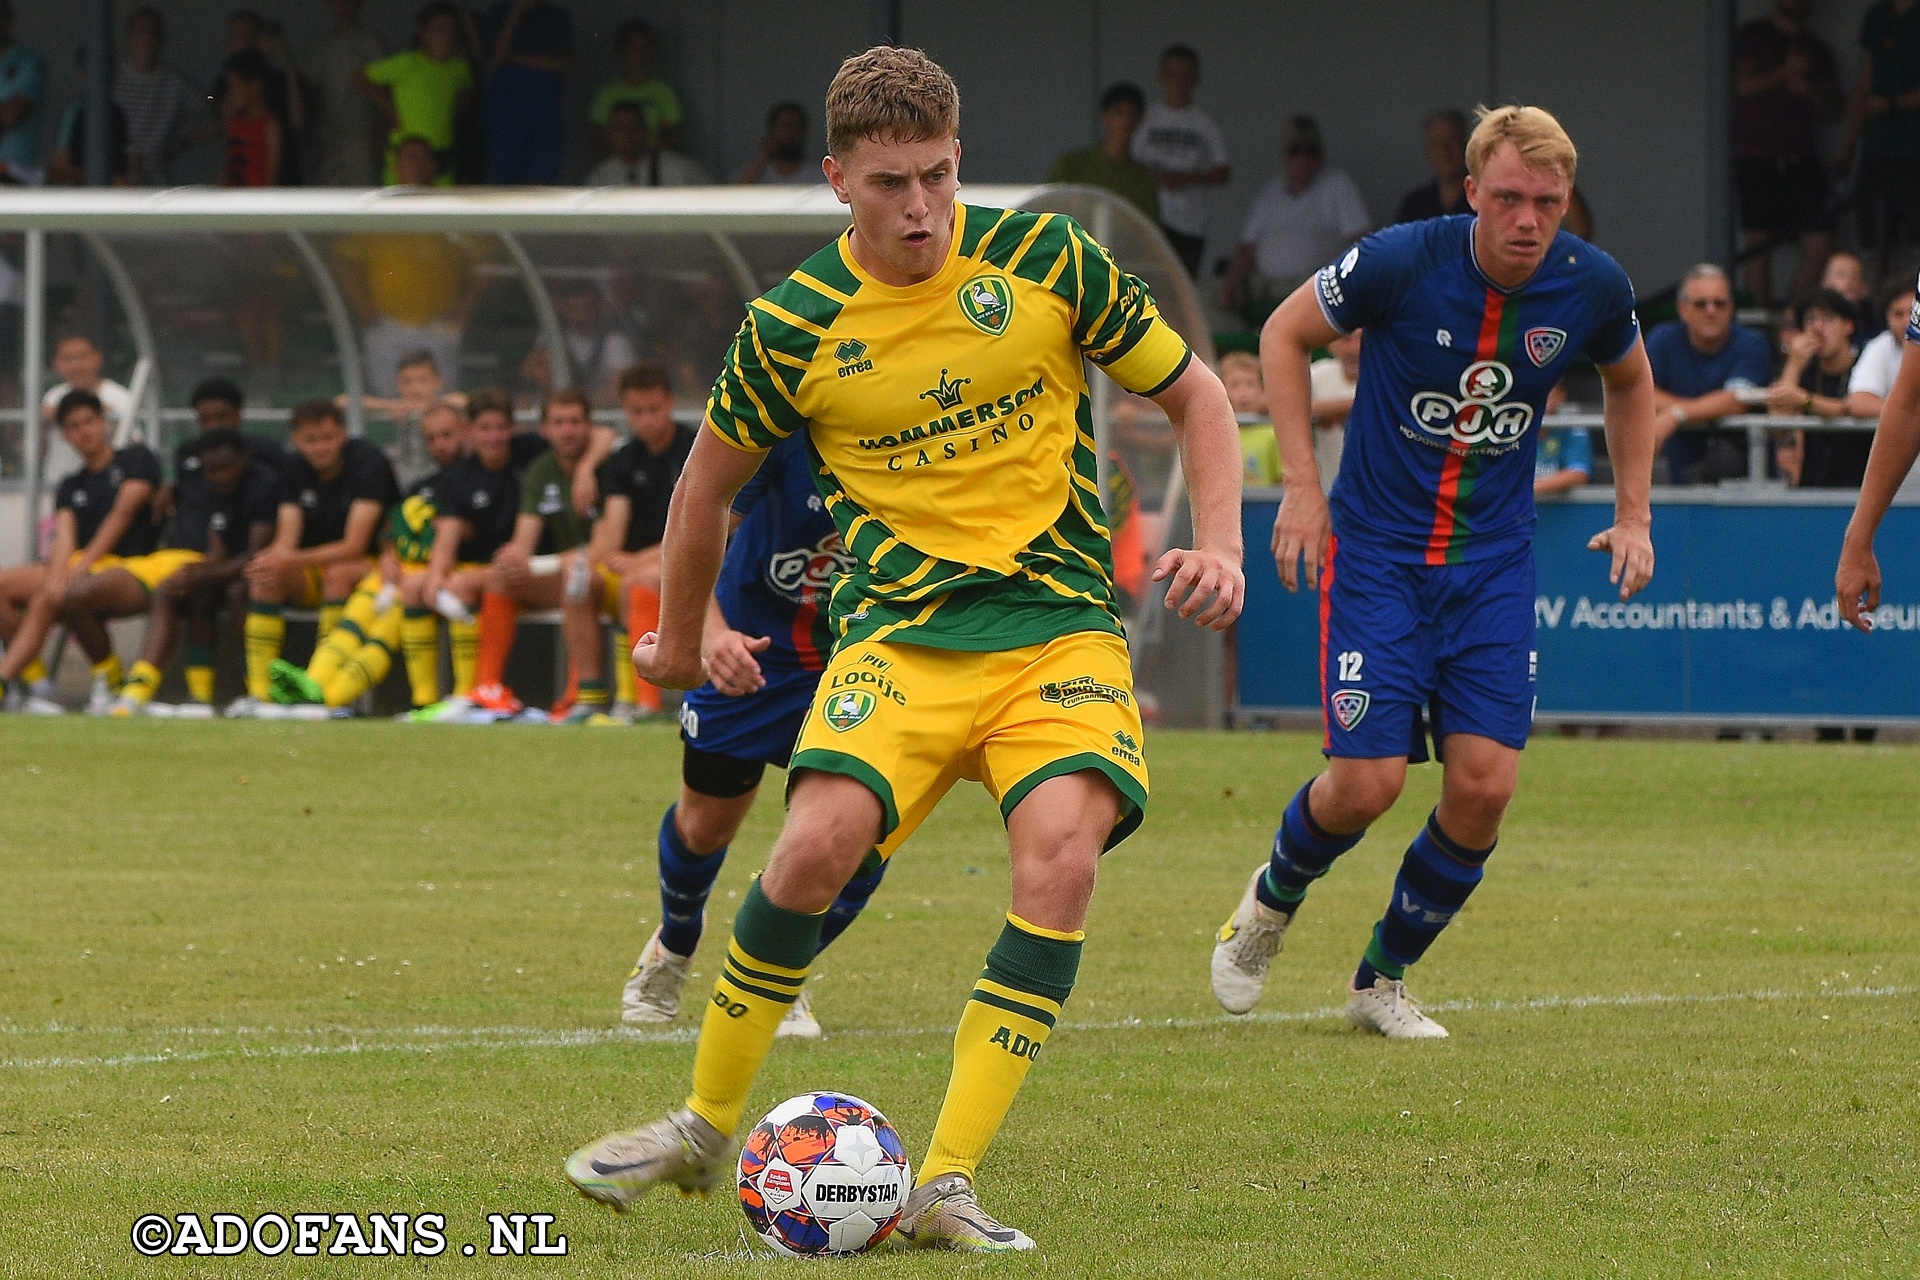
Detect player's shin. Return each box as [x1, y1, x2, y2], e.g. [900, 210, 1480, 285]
[324, 611, 401, 708]
[472, 591, 516, 690]
[309, 590, 379, 686]
[816, 851, 887, 955]
[658, 804, 724, 956]
[610, 626, 637, 708]
[1355, 810, 1492, 988]
[243, 603, 285, 700]
[122, 659, 162, 706]
[448, 616, 480, 696]
[1259, 779, 1367, 914]
[918, 913, 1079, 1186]
[401, 609, 441, 707]
[685, 880, 823, 1136]
[184, 643, 216, 705]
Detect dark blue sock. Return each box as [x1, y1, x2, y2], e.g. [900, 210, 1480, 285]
[1255, 780, 1367, 914]
[657, 805, 725, 957]
[1354, 810, 1492, 989]
[817, 854, 887, 955]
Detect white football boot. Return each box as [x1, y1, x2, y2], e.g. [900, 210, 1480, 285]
[224, 695, 263, 718]
[620, 927, 691, 1025]
[1210, 866, 1292, 1015]
[897, 1174, 1035, 1252]
[774, 987, 821, 1039]
[1345, 976, 1449, 1039]
[87, 674, 117, 716]
[565, 1107, 731, 1212]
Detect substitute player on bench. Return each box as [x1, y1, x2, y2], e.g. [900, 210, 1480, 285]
[1210, 105, 1657, 1038]
[566, 47, 1244, 1251]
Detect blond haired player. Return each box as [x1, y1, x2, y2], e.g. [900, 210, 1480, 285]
[565, 46, 1244, 1251]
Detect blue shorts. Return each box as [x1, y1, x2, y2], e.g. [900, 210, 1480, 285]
[677, 666, 822, 768]
[1319, 535, 1536, 762]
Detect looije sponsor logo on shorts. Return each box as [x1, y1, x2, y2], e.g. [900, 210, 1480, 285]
[1038, 675, 1131, 709]
[823, 689, 877, 731]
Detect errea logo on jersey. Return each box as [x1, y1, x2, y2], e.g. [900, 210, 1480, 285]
[834, 337, 873, 379]
[1410, 360, 1534, 448]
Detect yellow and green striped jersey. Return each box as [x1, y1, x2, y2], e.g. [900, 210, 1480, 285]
[706, 202, 1192, 652]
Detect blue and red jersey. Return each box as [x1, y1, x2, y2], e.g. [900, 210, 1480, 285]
[719, 433, 855, 673]
[1314, 214, 1640, 565]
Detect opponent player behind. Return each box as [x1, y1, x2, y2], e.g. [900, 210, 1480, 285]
[0, 391, 162, 712]
[565, 47, 1244, 1250]
[269, 401, 471, 712]
[621, 431, 873, 1038]
[1836, 283, 1920, 631]
[1210, 105, 1657, 1038]
[557, 363, 694, 722]
[236, 400, 401, 716]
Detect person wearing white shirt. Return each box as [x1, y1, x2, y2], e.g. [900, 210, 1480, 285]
[586, 102, 709, 187]
[1129, 44, 1230, 276]
[1844, 285, 1915, 418]
[38, 335, 133, 483]
[1307, 328, 1362, 493]
[1220, 116, 1371, 319]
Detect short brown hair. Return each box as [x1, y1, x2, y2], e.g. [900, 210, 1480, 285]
[290, 399, 344, 431]
[825, 46, 960, 157]
[618, 362, 672, 397]
[543, 387, 592, 420]
[466, 388, 513, 422]
[1466, 104, 1577, 185]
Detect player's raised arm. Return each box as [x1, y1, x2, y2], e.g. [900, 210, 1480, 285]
[637, 428, 765, 689]
[1838, 303, 1920, 630]
[1259, 282, 1343, 591]
[1149, 358, 1245, 629]
[1589, 339, 1658, 600]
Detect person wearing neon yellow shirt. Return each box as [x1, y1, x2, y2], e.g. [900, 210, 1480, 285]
[358, 2, 471, 185]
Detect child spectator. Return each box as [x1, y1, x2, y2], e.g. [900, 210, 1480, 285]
[1769, 289, 1868, 487]
[310, 0, 385, 186]
[584, 102, 707, 186]
[735, 101, 817, 185]
[589, 19, 683, 152]
[1846, 283, 1916, 419]
[360, 2, 472, 186]
[219, 50, 280, 187]
[1220, 351, 1278, 485]
[478, 0, 572, 184]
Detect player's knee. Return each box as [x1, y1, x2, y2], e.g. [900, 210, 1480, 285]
[1443, 762, 1517, 827]
[321, 562, 365, 597]
[1318, 765, 1404, 828]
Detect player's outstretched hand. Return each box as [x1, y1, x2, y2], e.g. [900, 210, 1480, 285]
[705, 629, 772, 697]
[1836, 537, 1882, 632]
[1152, 546, 1244, 631]
[1270, 485, 1331, 592]
[1587, 519, 1655, 600]
[631, 631, 706, 691]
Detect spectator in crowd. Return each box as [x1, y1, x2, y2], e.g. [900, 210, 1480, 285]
[310, 0, 385, 186]
[479, 0, 572, 184]
[39, 334, 132, 485]
[350, 346, 466, 483]
[115, 8, 209, 186]
[1218, 116, 1369, 322]
[1768, 288, 1868, 487]
[1394, 109, 1469, 223]
[735, 101, 818, 185]
[1649, 264, 1775, 484]
[1842, 0, 1920, 275]
[1131, 44, 1229, 277]
[523, 280, 638, 406]
[584, 101, 708, 186]
[1535, 383, 1592, 496]
[1845, 282, 1916, 417]
[1309, 328, 1361, 492]
[589, 19, 683, 152]
[1047, 82, 1158, 222]
[1735, 0, 1842, 308]
[333, 199, 487, 403]
[48, 48, 131, 186]
[253, 19, 314, 186]
[1219, 350, 1277, 485]
[360, 2, 472, 186]
[0, 2, 46, 185]
[1820, 249, 1879, 338]
[219, 50, 281, 188]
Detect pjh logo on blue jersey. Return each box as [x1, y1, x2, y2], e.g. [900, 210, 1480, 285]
[1409, 359, 1534, 448]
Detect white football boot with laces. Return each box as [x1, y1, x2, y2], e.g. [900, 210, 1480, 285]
[896, 1173, 1035, 1252]
[1345, 975, 1449, 1039]
[565, 1107, 731, 1211]
[774, 987, 821, 1039]
[620, 927, 691, 1024]
[1211, 866, 1292, 1014]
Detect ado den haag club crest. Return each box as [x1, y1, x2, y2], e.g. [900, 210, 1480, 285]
[1330, 688, 1370, 731]
[824, 689, 876, 732]
[958, 273, 1013, 335]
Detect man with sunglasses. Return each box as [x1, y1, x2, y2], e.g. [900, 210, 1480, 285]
[1647, 263, 1775, 484]
[1219, 116, 1371, 324]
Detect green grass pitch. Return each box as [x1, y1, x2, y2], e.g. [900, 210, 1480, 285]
[1, 720, 1916, 1277]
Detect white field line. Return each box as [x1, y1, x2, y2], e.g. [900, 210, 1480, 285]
[0, 984, 1907, 1073]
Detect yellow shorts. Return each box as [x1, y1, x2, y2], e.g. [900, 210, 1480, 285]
[75, 549, 204, 592]
[790, 629, 1148, 857]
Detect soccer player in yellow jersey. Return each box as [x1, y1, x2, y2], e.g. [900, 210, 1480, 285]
[566, 47, 1244, 1251]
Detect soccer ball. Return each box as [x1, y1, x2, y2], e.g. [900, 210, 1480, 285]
[737, 1092, 911, 1256]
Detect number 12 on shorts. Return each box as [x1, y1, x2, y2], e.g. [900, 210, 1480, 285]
[1337, 650, 1364, 683]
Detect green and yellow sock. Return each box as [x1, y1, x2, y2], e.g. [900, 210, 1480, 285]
[324, 610, 401, 708]
[401, 609, 442, 707]
[448, 617, 479, 697]
[578, 676, 610, 711]
[610, 625, 636, 707]
[919, 913, 1082, 1186]
[686, 880, 824, 1136]
[122, 659, 162, 706]
[316, 598, 347, 645]
[309, 590, 377, 687]
[184, 643, 216, 705]
[244, 604, 285, 700]
[92, 653, 124, 693]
